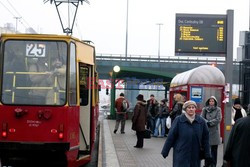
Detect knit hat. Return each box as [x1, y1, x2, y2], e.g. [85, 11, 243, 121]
[183, 100, 197, 111]
[234, 98, 241, 105]
[136, 94, 144, 101]
[161, 99, 168, 104]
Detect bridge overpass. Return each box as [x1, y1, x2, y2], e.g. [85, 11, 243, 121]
[96, 54, 240, 84]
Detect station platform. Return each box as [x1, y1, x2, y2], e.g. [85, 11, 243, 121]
[98, 118, 224, 167]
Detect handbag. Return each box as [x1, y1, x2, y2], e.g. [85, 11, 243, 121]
[144, 129, 151, 139]
[166, 116, 171, 129]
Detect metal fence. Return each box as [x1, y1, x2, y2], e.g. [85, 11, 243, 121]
[96, 53, 239, 65]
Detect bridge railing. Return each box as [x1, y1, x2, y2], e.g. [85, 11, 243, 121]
[96, 53, 239, 65]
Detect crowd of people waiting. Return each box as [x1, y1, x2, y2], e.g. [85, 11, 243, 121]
[113, 92, 250, 167]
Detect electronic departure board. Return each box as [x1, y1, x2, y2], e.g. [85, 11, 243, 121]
[175, 14, 227, 56]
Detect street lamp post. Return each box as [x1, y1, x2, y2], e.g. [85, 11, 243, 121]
[156, 23, 163, 60]
[110, 66, 121, 119]
[14, 17, 21, 33]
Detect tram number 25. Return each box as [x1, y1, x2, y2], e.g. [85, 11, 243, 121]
[26, 43, 46, 58]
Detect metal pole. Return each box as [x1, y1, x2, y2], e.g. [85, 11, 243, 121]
[68, 0, 70, 35]
[125, 0, 129, 59]
[224, 9, 234, 153]
[14, 17, 21, 33]
[156, 23, 163, 60]
[110, 72, 116, 119]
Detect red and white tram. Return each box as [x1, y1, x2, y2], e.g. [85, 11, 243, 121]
[0, 33, 99, 167]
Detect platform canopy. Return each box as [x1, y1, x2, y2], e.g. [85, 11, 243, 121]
[112, 66, 175, 84]
[170, 65, 225, 88]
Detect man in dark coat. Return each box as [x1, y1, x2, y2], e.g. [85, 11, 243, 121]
[132, 94, 147, 148]
[224, 112, 250, 167]
[146, 94, 159, 133]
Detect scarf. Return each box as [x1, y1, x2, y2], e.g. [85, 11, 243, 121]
[184, 112, 196, 123]
[233, 106, 243, 122]
[206, 106, 216, 112]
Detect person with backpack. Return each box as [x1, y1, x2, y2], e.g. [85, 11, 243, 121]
[114, 93, 130, 134]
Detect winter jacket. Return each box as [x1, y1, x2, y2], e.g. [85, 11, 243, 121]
[147, 99, 159, 117]
[224, 116, 250, 167]
[170, 101, 183, 121]
[157, 104, 169, 118]
[231, 107, 247, 125]
[115, 96, 129, 120]
[201, 96, 222, 145]
[161, 114, 210, 167]
[132, 101, 147, 132]
[115, 97, 130, 113]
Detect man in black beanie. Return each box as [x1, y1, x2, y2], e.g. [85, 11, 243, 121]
[224, 106, 250, 166]
[231, 98, 247, 125]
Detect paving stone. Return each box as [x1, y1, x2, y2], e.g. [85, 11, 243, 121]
[102, 119, 223, 167]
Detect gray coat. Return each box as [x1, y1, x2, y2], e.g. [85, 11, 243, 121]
[201, 96, 222, 145]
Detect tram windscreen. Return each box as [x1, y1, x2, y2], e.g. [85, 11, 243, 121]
[1, 40, 67, 105]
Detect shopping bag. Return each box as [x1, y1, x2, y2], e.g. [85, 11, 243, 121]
[166, 116, 171, 129]
[144, 129, 151, 139]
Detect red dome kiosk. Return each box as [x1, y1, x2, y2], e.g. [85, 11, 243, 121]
[169, 65, 225, 139]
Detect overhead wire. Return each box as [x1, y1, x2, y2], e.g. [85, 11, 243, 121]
[0, 0, 36, 31]
[6, 0, 32, 29]
[0, 1, 16, 17]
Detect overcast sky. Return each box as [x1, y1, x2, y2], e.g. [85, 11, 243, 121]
[0, 0, 249, 58]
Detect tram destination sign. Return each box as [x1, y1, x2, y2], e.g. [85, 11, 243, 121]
[175, 14, 227, 56]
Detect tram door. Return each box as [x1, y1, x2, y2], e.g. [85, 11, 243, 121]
[79, 63, 91, 154]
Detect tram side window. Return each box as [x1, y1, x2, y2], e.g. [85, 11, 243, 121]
[69, 42, 77, 106]
[79, 66, 89, 106]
